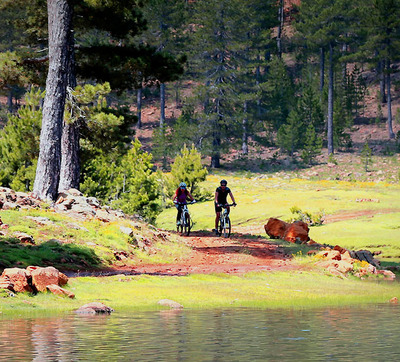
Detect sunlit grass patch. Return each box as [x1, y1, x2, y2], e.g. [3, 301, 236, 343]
[2, 272, 400, 316]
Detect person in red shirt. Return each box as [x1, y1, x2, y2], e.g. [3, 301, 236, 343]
[173, 182, 195, 226]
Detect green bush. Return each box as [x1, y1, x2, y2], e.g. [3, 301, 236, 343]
[167, 144, 208, 200]
[81, 139, 162, 221]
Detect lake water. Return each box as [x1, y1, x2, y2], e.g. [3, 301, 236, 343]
[1, 305, 399, 361]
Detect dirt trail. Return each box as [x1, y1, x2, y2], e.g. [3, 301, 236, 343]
[128, 230, 294, 276]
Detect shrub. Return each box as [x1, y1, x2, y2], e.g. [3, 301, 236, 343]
[288, 206, 325, 226]
[167, 144, 208, 200]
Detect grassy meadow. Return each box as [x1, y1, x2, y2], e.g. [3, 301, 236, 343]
[157, 173, 400, 263]
[1, 271, 400, 316]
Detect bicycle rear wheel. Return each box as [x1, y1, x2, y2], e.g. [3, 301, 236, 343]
[223, 216, 231, 238]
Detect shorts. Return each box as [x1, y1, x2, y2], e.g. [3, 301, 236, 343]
[215, 202, 225, 213]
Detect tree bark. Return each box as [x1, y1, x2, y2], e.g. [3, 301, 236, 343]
[327, 43, 334, 155]
[378, 59, 387, 103]
[160, 83, 166, 127]
[242, 101, 249, 155]
[59, 10, 80, 192]
[320, 47, 325, 93]
[386, 60, 395, 139]
[33, 0, 73, 201]
[137, 87, 142, 128]
[277, 0, 284, 58]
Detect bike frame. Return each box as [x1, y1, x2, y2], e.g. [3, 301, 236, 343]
[175, 201, 195, 236]
[218, 203, 234, 238]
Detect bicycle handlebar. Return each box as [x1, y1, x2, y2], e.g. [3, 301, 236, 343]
[174, 200, 196, 205]
[217, 203, 236, 207]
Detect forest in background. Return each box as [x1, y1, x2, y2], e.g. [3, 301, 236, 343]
[0, 0, 400, 220]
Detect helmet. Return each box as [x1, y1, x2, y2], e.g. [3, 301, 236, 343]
[179, 182, 187, 188]
[220, 179, 227, 186]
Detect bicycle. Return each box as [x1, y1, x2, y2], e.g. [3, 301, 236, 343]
[175, 201, 195, 236]
[218, 203, 235, 238]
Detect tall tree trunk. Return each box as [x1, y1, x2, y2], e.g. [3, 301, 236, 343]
[59, 13, 79, 192]
[136, 87, 142, 128]
[320, 47, 325, 93]
[211, 99, 221, 168]
[386, 60, 395, 139]
[327, 43, 334, 155]
[242, 101, 248, 154]
[160, 83, 166, 127]
[378, 59, 387, 103]
[33, 0, 73, 201]
[277, 0, 284, 58]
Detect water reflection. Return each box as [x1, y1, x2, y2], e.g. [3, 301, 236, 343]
[0, 305, 399, 361]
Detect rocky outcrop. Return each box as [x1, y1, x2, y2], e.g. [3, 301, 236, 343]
[75, 302, 114, 314]
[0, 266, 71, 296]
[54, 188, 124, 221]
[264, 217, 310, 243]
[314, 246, 395, 279]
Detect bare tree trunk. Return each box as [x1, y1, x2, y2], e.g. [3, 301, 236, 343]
[59, 13, 80, 192]
[160, 83, 166, 128]
[242, 101, 248, 154]
[378, 59, 387, 103]
[320, 47, 325, 93]
[327, 43, 334, 155]
[33, 0, 73, 201]
[277, 0, 284, 58]
[136, 87, 142, 128]
[386, 60, 395, 139]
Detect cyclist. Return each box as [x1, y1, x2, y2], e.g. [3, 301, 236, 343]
[213, 179, 236, 235]
[173, 182, 195, 226]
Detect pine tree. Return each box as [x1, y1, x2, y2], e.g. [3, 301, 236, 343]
[296, 0, 361, 155]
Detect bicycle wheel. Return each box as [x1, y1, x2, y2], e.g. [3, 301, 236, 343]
[218, 217, 224, 237]
[183, 212, 191, 236]
[223, 216, 231, 238]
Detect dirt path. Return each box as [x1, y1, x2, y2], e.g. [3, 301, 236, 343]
[128, 230, 294, 276]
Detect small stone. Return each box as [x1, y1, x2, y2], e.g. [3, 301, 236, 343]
[390, 297, 398, 304]
[75, 302, 114, 314]
[158, 299, 184, 309]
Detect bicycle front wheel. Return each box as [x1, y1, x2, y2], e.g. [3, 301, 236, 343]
[183, 212, 191, 236]
[223, 216, 231, 238]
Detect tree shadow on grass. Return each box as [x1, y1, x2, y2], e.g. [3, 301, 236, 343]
[0, 237, 102, 272]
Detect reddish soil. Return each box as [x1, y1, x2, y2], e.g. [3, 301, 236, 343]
[129, 230, 295, 276]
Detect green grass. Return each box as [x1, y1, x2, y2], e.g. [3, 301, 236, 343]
[1, 271, 399, 316]
[157, 174, 400, 262]
[0, 209, 190, 270]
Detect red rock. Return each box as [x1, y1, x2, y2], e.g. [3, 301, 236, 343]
[317, 250, 341, 260]
[1, 268, 32, 293]
[59, 272, 68, 286]
[390, 297, 398, 304]
[264, 218, 288, 239]
[284, 223, 310, 243]
[46, 284, 75, 298]
[30, 266, 61, 292]
[0, 275, 14, 291]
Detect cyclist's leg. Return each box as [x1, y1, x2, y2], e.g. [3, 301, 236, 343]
[176, 205, 182, 224]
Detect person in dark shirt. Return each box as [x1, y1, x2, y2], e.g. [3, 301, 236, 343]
[213, 179, 236, 234]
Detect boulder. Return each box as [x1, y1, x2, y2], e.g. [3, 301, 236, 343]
[29, 266, 61, 292]
[1, 268, 32, 293]
[283, 222, 310, 243]
[317, 250, 341, 261]
[264, 218, 288, 239]
[75, 302, 114, 314]
[46, 284, 75, 298]
[13, 232, 35, 244]
[0, 275, 14, 291]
